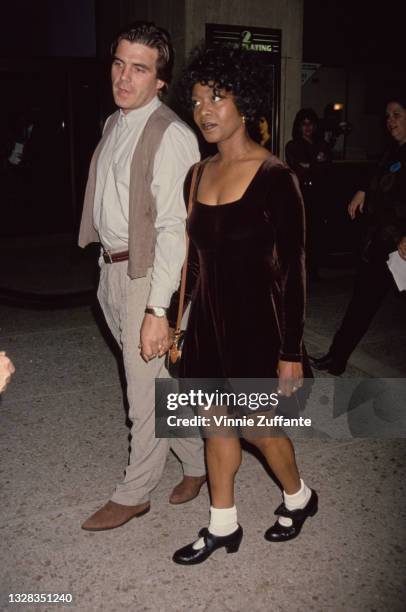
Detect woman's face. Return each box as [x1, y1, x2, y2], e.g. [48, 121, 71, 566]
[191, 82, 245, 144]
[386, 102, 406, 145]
[259, 116, 269, 138]
[300, 118, 315, 140]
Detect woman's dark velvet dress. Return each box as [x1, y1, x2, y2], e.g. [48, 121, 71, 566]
[168, 156, 311, 381]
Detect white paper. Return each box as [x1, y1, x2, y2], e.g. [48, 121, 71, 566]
[387, 250, 406, 291]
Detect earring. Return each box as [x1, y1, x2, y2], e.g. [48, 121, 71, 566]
[242, 115, 246, 125]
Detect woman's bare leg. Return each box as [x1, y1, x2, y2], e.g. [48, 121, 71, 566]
[245, 434, 301, 494]
[205, 436, 242, 506]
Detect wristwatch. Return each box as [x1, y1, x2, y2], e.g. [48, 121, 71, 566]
[145, 306, 167, 318]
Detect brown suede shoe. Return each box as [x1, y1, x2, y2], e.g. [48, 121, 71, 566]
[169, 475, 207, 505]
[81, 500, 150, 531]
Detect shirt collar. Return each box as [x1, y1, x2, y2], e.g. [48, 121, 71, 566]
[118, 96, 161, 129]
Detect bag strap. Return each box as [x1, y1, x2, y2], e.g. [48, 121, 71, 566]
[174, 162, 200, 333]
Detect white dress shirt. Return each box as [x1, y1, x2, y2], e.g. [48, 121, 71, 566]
[93, 96, 200, 307]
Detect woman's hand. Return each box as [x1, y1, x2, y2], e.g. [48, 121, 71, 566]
[276, 360, 303, 397]
[398, 236, 406, 260]
[348, 190, 366, 220]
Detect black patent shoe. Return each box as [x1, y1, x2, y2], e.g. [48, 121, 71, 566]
[264, 490, 318, 542]
[308, 353, 345, 376]
[173, 525, 243, 565]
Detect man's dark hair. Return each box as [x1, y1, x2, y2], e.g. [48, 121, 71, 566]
[179, 45, 270, 127]
[292, 108, 321, 140]
[111, 21, 174, 86]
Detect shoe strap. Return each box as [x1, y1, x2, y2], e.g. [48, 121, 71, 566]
[199, 526, 241, 545]
[274, 502, 310, 521]
[199, 527, 210, 544]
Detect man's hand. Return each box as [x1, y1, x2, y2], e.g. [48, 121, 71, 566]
[139, 314, 170, 362]
[168, 327, 175, 346]
[348, 190, 366, 220]
[398, 236, 406, 261]
[0, 351, 15, 393]
[276, 360, 303, 397]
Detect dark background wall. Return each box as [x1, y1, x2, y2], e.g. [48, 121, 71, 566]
[303, 0, 403, 68]
[0, 1, 99, 237]
[0, 0, 403, 240]
[0, 0, 96, 58]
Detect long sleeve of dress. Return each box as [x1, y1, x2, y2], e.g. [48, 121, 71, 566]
[271, 168, 306, 362]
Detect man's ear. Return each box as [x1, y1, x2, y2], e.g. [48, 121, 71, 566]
[156, 79, 165, 92]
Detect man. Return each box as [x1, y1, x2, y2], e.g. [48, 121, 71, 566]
[78, 22, 205, 531]
[310, 96, 406, 375]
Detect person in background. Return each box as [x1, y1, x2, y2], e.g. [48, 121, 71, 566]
[78, 22, 205, 532]
[258, 115, 272, 151]
[0, 352, 15, 393]
[310, 95, 406, 375]
[321, 103, 352, 155]
[285, 108, 331, 279]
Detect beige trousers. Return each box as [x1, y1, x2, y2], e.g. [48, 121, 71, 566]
[97, 260, 205, 505]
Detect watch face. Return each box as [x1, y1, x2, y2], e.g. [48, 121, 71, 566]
[147, 306, 166, 317]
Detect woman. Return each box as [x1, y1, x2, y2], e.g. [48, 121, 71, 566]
[285, 108, 331, 279]
[258, 115, 272, 151]
[168, 46, 317, 565]
[310, 95, 406, 375]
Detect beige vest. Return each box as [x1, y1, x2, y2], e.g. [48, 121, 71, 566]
[78, 104, 178, 279]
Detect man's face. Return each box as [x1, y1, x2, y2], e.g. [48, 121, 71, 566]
[386, 101, 406, 145]
[111, 40, 165, 113]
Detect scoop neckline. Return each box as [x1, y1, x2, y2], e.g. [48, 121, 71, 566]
[195, 157, 268, 207]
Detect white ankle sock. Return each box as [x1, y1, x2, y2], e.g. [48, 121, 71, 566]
[192, 505, 238, 550]
[278, 479, 311, 527]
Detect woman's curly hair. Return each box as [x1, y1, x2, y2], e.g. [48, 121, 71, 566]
[178, 45, 272, 127]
